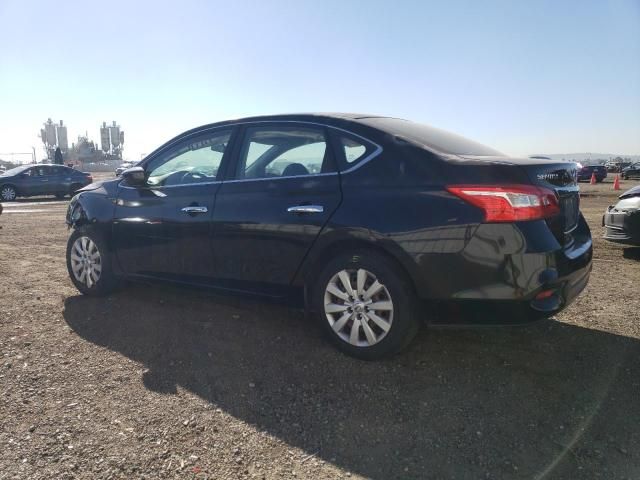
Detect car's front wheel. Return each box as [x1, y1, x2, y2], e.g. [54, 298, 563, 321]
[66, 227, 119, 296]
[1, 185, 17, 201]
[313, 251, 421, 360]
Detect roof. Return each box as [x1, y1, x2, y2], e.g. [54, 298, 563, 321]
[205, 112, 390, 124]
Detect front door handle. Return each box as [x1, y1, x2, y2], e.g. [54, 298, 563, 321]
[287, 205, 324, 214]
[181, 206, 208, 214]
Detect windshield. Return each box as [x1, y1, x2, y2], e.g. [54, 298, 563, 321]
[1, 165, 29, 176]
[360, 117, 505, 156]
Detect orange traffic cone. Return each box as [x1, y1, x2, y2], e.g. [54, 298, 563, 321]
[613, 174, 620, 190]
[590, 172, 596, 185]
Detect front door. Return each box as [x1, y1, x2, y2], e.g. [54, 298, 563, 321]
[19, 166, 50, 195]
[210, 123, 342, 297]
[113, 128, 233, 280]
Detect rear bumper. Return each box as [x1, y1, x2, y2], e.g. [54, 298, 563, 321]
[413, 215, 593, 324]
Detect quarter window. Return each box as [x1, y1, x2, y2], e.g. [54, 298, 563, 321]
[235, 126, 333, 180]
[146, 130, 231, 187]
[340, 136, 368, 164]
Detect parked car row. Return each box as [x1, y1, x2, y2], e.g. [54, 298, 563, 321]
[0, 164, 93, 201]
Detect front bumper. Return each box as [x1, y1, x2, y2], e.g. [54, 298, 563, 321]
[602, 207, 640, 246]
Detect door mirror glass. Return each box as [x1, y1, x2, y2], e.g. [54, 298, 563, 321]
[122, 166, 146, 186]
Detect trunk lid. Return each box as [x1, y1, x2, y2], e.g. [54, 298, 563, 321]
[516, 160, 580, 244]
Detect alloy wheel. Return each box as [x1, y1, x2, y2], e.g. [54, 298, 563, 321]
[324, 268, 394, 347]
[1, 186, 16, 201]
[70, 236, 102, 288]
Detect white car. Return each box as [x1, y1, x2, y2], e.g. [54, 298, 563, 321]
[115, 161, 136, 176]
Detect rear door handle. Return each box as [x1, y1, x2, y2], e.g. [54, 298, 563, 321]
[287, 205, 324, 214]
[181, 206, 208, 214]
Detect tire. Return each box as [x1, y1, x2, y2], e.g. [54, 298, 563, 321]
[70, 183, 82, 194]
[312, 250, 421, 360]
[66, 227, 119, 296]
[1, 185, 17, 201]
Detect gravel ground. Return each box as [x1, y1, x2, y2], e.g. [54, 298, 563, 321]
[1, 175, 639, 480]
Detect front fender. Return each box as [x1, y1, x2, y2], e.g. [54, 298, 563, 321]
[66, 186, 117, 248]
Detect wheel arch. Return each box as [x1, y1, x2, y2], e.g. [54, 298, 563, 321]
[297, 234, 423, 312]
[66, 192, 114, 245]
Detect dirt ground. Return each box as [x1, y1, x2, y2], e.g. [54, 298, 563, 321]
[1, 174, 639, 480]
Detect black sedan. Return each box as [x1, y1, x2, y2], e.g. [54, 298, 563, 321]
[622, 162, 640, 180]
[603, 185, 640, 245]
[65, 114, 592, 359]
[0, 164, 93, 201]
[577, 165, 607, 182]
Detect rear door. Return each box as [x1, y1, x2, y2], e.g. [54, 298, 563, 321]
[209, 122, 342, 296]
[49, 166, 70, 193]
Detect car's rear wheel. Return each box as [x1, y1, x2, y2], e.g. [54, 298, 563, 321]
[313, 251, 421, 360]
[70, 183, 82, 194]
[66, 227, 119, 296]
[1, 185, 17, 201]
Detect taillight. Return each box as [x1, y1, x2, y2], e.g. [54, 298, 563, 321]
[446, 184, 560, 222]
[87, 175, 93, 183]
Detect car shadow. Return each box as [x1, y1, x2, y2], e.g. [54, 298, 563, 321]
[63, 285, 640, 479]
[623, 247, 640, 261]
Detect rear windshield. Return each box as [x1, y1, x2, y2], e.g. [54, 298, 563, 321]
[360, 117, 504, 157]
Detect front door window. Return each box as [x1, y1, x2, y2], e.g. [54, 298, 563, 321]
[146, 130, 231, 187]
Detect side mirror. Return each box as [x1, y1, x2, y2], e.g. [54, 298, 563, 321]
[122, 166, 146, 186]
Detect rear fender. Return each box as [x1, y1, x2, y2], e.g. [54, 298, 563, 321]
[294, 226, 426, 304]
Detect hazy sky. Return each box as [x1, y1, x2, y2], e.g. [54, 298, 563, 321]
[1, 0, 639, 162]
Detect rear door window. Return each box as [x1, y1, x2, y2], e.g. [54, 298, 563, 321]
[233, 126, 334, 180]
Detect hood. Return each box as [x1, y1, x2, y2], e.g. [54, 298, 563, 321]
[74, 178, 121, 196]
[76, 181, 105, 193]
[619, 185, 640, 199]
